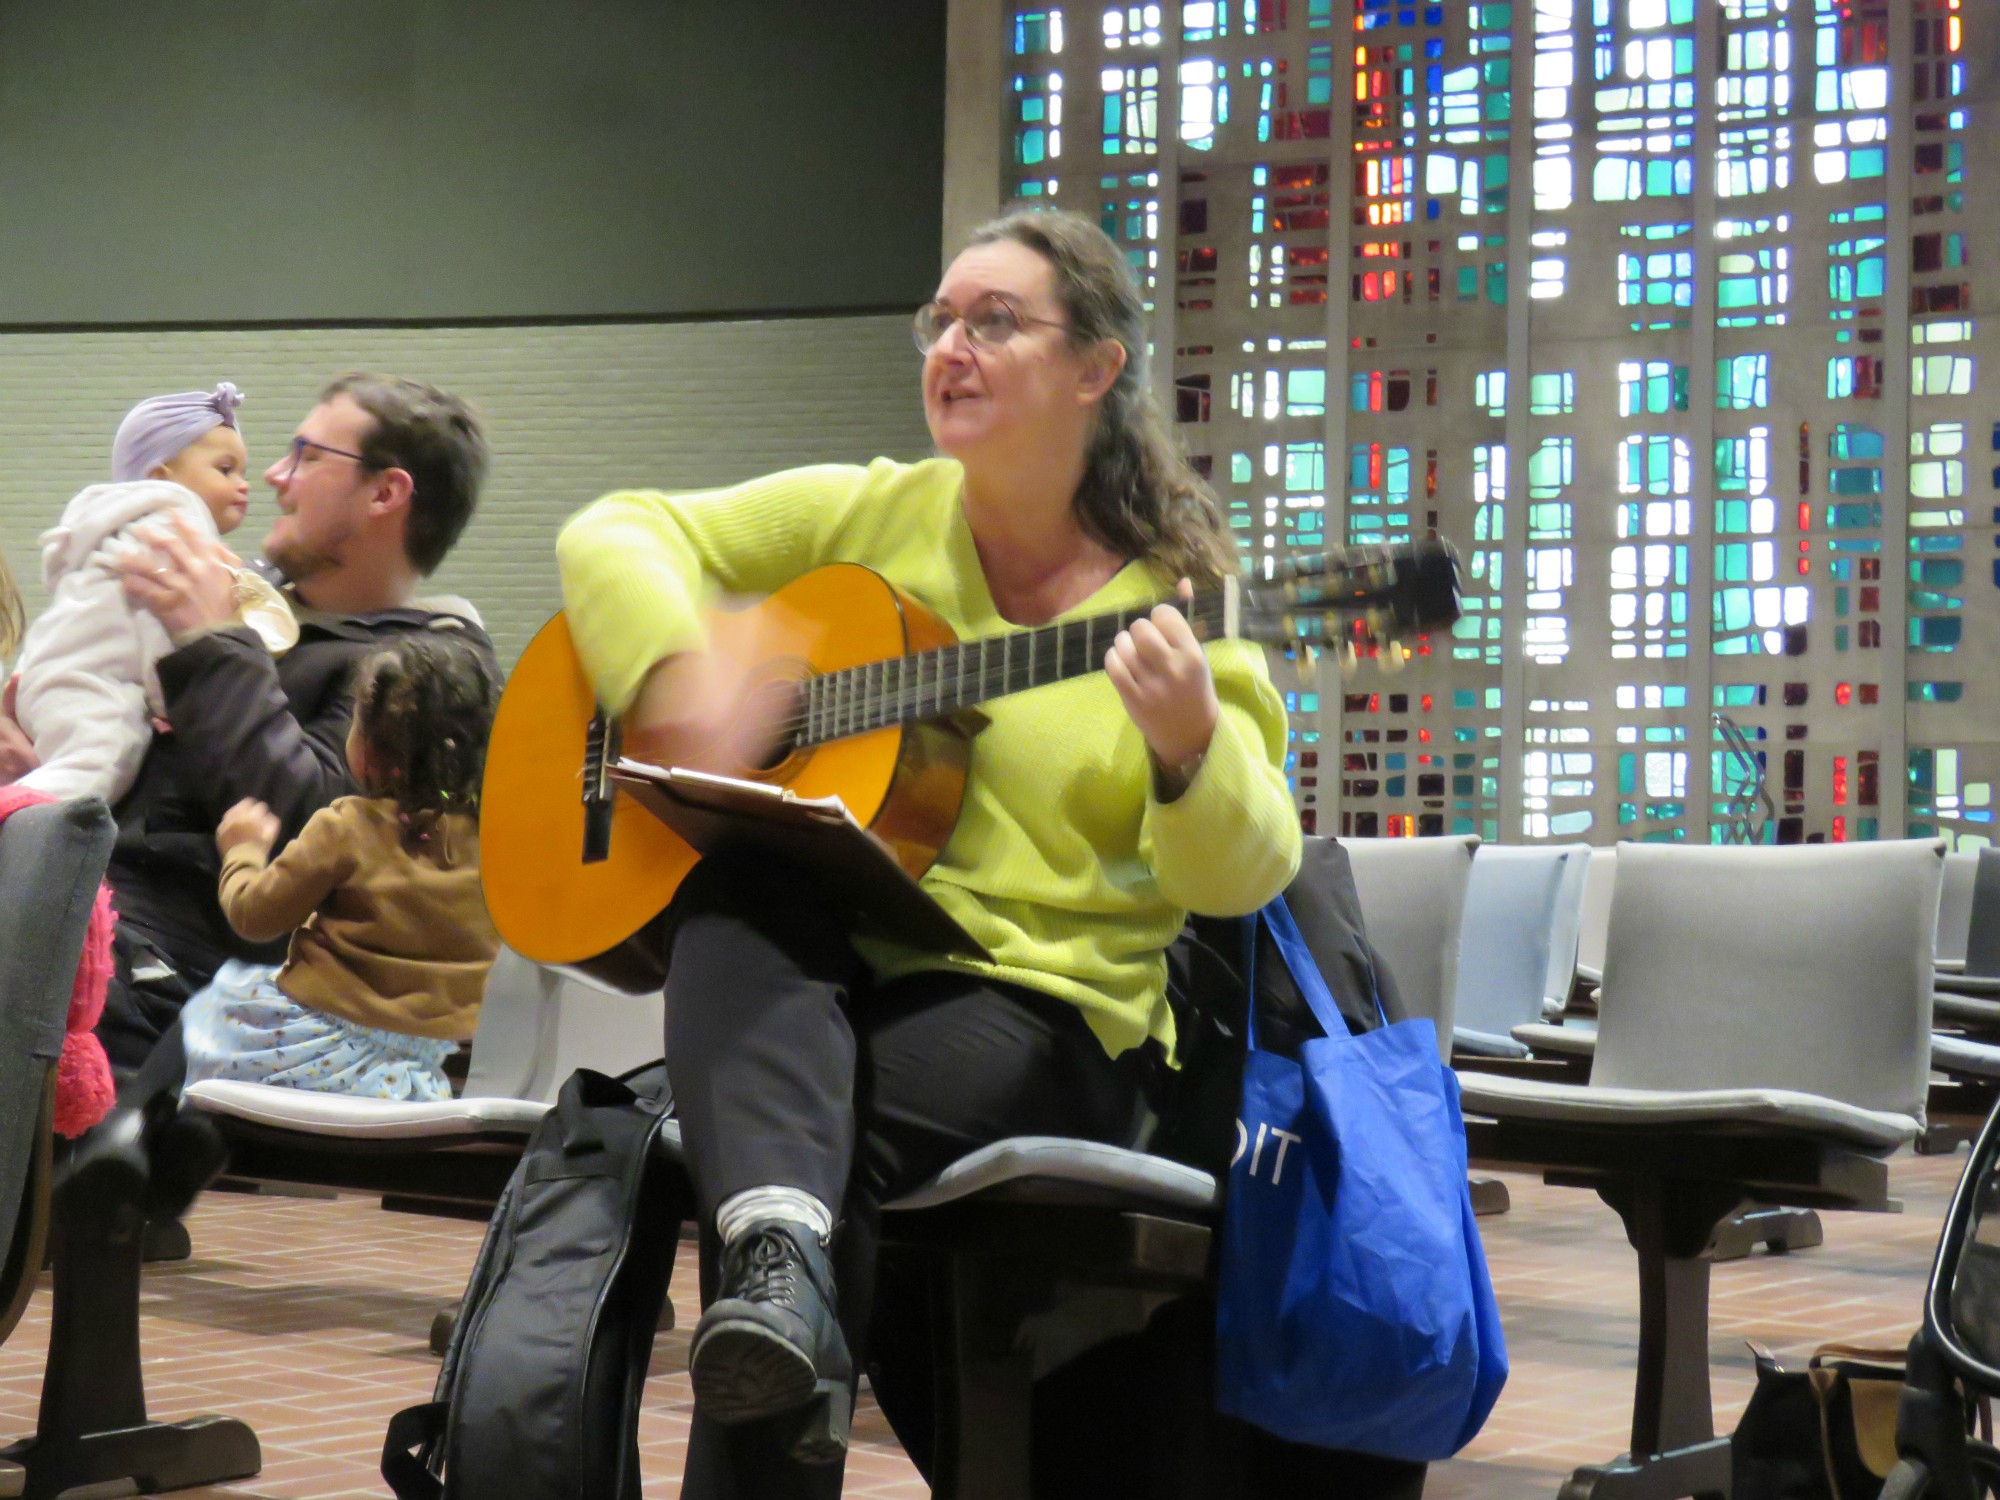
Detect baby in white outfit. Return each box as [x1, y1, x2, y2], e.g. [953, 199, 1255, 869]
[13, 384, 253, 801]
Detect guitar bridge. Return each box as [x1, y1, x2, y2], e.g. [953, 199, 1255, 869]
[581, 709, 620, 865]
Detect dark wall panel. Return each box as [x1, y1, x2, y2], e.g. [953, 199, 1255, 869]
[0, 0, 944, 323]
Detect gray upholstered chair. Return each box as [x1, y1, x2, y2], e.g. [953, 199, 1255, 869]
[1512, 846, 1615, 1064]
[1508, 1009, 1596, 1066]
[189, 949, 662, 1148]
[1935, 850, 2000, 1036]
[1341, 835, 1510, 1212]
[1862, 1027, 2000, 1159]
[1502, 845, 1615, 1068]
[1910, 851, 2000, 1147]
[1457, 839, 1943, 1500]
[1931, 1034, 2000, 1087]
[1573, 844, 1618, 989]
[1936, 849, 1980, 974]
[0, 797, 140, 1500]
[1341, 834, 1480, 1062]
[1544, 841, 1593, 1012]
[0, 800, 116, 1328]
[1449, 844, 1585, 1059]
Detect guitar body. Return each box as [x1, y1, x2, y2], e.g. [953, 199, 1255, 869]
[481, 538, 1464, 987]
[481, 564, 971, 976]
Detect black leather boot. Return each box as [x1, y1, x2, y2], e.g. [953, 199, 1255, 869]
[689, 1221, 854, 1464]
[51, 1095, 165, 1222]
[54, 1092, 226, 1226]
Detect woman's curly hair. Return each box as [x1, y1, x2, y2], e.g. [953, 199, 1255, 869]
[351, 631, 500, 847]
[965, 209, 1236, 587]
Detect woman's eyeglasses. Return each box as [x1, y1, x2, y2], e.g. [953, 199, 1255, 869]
[912, 293, 1068, 354]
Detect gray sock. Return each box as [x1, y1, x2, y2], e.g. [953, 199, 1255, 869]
[715, 1185, 834, 1246]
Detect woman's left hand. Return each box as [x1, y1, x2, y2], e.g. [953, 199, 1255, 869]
[1104, 579, 1218, 774]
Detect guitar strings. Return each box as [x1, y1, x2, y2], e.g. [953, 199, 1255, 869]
[768, 593, 1234, 749]
[712, 546, 1437, 752]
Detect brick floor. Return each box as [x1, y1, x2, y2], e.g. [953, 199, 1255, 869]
[0, 1151, 1962, 1498]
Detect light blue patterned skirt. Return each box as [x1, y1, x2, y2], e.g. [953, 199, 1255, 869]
[181, 960, 458, 1103]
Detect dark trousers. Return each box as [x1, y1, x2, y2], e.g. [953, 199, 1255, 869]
[97, 922, 206, 1080]
[662, 851, 1151, 1500]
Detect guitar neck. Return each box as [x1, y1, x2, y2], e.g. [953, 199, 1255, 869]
[796, 588, 1232, 747]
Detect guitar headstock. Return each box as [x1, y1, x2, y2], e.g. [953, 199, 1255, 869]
[1232, 539, 1463, 648]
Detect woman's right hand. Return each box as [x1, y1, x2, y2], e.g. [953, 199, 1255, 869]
[623, 648, 787, 778]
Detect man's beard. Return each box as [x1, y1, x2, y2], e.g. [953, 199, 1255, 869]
[263, 537, 337, 585]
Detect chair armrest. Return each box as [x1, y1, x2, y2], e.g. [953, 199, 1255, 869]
[1937, 973, 2000, 998]
[1454, 1027, 1532, 1060]
[1510, 1020, 1598, 1059]
[1935, 992, 2000, 1030]
[1932, 1034, 2000, 1081]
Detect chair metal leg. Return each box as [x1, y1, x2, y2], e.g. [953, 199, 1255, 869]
[1924, 1079, 1999, 1154]
[1469, 1175, 1512, 1217]
[891, 1203, 1210, 1499]
[430, 1301, 459, 1357]
[928, 1250, 1035, 1500]
[1703, 1203, 1823, 1262]
[1918, 1119, 1977, 1156]
[141, 1217, 192, 1264]
[1558, 1442, 1732, 1500]
[1549, 1176, 1739, 1500]
[0, 1194, 260, 1499]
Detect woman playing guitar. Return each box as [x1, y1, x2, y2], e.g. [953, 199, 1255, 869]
[554, 210, 1304, 1496]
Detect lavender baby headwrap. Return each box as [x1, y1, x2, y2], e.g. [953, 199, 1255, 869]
[110, 382, 246, 483]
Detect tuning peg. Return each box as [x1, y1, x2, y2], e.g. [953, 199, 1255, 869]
[1271, 547, 1344, 584]
[1378, 637, 1408, 675]
[1298, 644, 1320, 691]
[1337, 640, 1360, 681]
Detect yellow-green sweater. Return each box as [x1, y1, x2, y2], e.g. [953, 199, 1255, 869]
[555, 457, 1302, 1060]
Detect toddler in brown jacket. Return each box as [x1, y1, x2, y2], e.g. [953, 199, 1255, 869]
[181, 633, 502, 1101]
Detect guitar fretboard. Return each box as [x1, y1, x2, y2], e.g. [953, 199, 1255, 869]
[798, 591, 1230, 746]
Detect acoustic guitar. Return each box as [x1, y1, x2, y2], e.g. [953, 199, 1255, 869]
[481, 542, 1461, 987]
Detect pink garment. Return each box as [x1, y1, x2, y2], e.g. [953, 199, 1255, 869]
[0, 786, 117, 1136]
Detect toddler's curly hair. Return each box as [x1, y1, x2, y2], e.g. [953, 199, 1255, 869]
[351, 631, 500, 845]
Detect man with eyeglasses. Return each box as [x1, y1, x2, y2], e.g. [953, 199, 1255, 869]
[0, 374, 493, 1142]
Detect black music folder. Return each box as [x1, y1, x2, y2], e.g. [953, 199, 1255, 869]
[609, 761, 993, 961]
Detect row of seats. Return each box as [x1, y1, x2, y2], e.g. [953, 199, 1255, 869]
[1420, 843, 1980, 1069]
[0, 809, 1964, 1500]
[1337, 833, 1941, 1499]
[1504, 847, 2000, 1156]
[1909, 850, 2000, 1146]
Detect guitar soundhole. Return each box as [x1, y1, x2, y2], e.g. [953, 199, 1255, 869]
[744, 674, 806, 776]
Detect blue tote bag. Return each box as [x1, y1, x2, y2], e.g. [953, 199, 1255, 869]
[1214, 894, 1507, 1462]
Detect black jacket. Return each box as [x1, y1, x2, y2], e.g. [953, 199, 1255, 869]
[106, 603, 494, 985]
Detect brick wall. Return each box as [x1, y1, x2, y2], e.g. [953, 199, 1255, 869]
[0, 314, 932, 667]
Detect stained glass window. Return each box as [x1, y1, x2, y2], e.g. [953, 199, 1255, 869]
[992, 0, 1990, 847]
